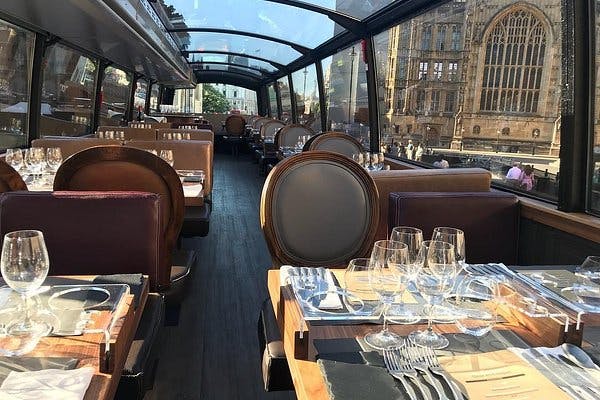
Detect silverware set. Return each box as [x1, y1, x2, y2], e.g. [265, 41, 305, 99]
[383, 340, 464, 400]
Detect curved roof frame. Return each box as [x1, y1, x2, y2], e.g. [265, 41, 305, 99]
[184, 50, 287, 71]
[168, 27, 310, 55]
[189, 61, 276, 78]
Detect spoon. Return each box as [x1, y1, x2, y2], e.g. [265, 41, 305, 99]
[561, 343, 600, 371]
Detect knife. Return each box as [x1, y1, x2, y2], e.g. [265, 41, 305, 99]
[522, 349, 596, 400]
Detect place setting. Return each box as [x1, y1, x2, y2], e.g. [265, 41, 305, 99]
[279, 226, 600, 400]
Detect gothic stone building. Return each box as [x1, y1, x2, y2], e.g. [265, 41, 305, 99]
[382, 0, 562, 155]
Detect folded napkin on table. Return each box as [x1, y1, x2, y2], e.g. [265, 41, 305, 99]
[0, 367, 94, 400]
[439, 349, 571, 400]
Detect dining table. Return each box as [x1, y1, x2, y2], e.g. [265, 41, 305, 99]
[267, 267, 600, 400]
[0, 274, 148, 400]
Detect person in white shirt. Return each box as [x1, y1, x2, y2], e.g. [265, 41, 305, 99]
[414, 143, 424, 161]
[506, 162, 522, 186]
[406, 140, 414, 160]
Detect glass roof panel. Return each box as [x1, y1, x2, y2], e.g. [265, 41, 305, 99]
[299, 0, 397, 20]
[193, 63, 264, 77]
[194, 63, 264, 78]
[174, 32, 302, 64]
[187, 53, 278, 73]
[158, 0, 341, 49]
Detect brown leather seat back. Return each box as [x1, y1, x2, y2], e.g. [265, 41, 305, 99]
[0, 191, 165, 290]
[261, 151, 379, 268]
[253, 117, 272, 130]
[32, 138, 121, 158]
[53, 146, 184, 290]
[125, 139, 213, 196]
[260, 121, 285, 140]
[0, 160, 27, 192]
[371, 168, 492, 240]
[307, 132, 363, 158]
[97, 126, 157, 140]
[388, 191, 519, 264]
[157, 129, 214, 143]
[225, 115, 246, 135]
[277, 124, 314, 148]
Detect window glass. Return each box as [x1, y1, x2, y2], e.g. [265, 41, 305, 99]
[0, 19, 34, 149]
[187, 53, 278, 73]
[208, 84, 257, 114]
[268, 83, 277, 118]
[375, 1, 560, 201]
[176, 32, 302, 64]
[291, 65, 321, 131]
[323, 42, 371, 148]
[40, 44, 97, 137]
[149, 84, 160, 112]
[299, 0, 397, 20]
[100, 66, 132, 126]
[156, 0, 339, 49]
[277, 77, 292, 123]
[592, 0, 600, 211]
[134, 79, 147, 111]
[173, 87, 203, 113]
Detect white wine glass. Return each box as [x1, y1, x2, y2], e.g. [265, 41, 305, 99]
[344, 258, 379, 315]
[159, 149, 175, 167]
[46, 147, 62, 173]
[448, 275, 501, 337]
[409, 240, 456, 349]
[1, 230, 51, 337]
[364, 240, 408, 349]
[575, 256, 600, 287]
[389, 226, 423, 321]
[432, 227, 466, 270]
[5, 149, 24, 172]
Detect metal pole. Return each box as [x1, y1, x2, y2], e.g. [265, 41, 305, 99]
[348, 47, 356, 124]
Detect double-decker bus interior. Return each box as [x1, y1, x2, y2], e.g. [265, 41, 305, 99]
[0, 0, 599, 399]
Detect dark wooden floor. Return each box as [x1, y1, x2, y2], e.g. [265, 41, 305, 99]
[145, 153, 295, 400]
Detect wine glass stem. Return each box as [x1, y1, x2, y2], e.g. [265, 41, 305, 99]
[21, 294, 32, 328]
[426, 299, 434, 333]
[381, 303, 390, 333]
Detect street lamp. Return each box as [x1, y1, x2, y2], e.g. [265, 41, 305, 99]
[496, 129, 501, 153]
[348, 47, 356, 125]
[532, 128, 540, 155]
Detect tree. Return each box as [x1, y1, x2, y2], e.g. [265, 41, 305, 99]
[203, 84, 231, 113]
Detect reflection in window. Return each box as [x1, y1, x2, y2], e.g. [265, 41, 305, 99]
[278, 77, 292, 123]
[323, 43, 371, 147]
[40, 44, 97, 137]
[134, 79, 147, 111]
[268, 83, 277, 118]
[100, 66, 132, 126]
[149, 84, 159, 112]
[292, 65, 321, 132]
[480, 9, 546, 113]
[0, 19, 34, 148]
[374, 1, 560, 202]
[421, 25, 432, 50]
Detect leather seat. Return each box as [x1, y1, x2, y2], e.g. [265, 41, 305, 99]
[52, 146, 191, 303]
[276, 124, 314, 148]
[307, 131, 363, 158]
[0, 191, 166, 400]
[0, 160, 27, 192]
[32, 137, 122, 158]
[389, 191, 520, 264]
[370, 168, 492, 240]
[258, 151, 380, 391]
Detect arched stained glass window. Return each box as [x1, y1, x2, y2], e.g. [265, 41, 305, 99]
[480, 9, 546, 114]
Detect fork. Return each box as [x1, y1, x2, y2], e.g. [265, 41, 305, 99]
[420, 345, 465, 400]
[383, 347, 426, 400]
[405, 341, 450, 400]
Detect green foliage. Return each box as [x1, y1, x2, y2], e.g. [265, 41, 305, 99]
[203, 84, 231, 113]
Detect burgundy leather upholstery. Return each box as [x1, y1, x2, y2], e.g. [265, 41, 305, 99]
[388, 191, 519, 264]
[0, 191, 165, 290]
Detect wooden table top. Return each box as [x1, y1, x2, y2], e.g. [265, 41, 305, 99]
[21, 275, 148, 400]
[266, 269, 586, 400]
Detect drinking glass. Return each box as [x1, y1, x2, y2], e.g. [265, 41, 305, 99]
[363, 151, 372, 170]
[432, 227, 466, 270]
[25, 148, 45, 179]
[0, 230, 51, 337]
[5, 149, 24, 172]
[448, 275, 501, 337]
[46, 147, 62, 173]
[409, 241, 457, 349]
[160, 150, 175, 167]
[352, 153, 364, 167]
[344, 258, 379, 315]
[389, 226, 423, 319]
[364, 240, 408, 349]
[575, 256, 600, 286]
